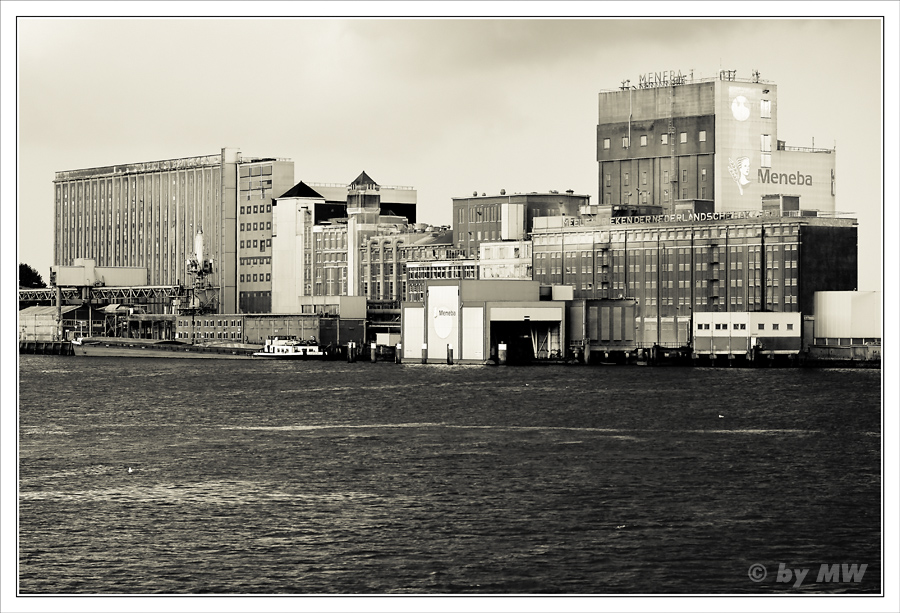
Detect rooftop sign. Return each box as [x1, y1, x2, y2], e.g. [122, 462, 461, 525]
[630, 70, 694, 90]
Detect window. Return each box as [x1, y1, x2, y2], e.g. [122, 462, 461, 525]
[661, 133, 669, 145]
[701, 168, 707, 182]
[699, 130, 707, 142]
[622, 136, 629, 148]
[761, 99, 771, 118]
[641, 171, 647, 185]
[605, 174, 611, 187]
[758, 323, 765, 330]
[761, 134, 772, 152]
[680, 132, 687, 144]
[603, 138, 610, 150]
[761, 154, 771, 168]
[624, 173, 629, 186]
[733, 323, 740, 330]
[787, 323, 794, 331]
[682, 169, 688, 183]
[640, 135, 648, 147]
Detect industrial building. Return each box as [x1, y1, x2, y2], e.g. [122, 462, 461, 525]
[597, 70, 836, 215]
[54, 152, 417, 315]
[451, 190, 590, 257]
[401, 280, 567, 365]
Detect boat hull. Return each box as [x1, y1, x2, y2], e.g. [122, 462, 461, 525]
[74, 341, 255, 359]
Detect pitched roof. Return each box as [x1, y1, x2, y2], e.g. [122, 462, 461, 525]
[349, 171, 378, 189]
[278, 181, 324, 199]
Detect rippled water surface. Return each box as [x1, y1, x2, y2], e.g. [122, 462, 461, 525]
[18, 356, 882, 594]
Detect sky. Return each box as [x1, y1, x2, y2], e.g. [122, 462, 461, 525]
[6, 9, 894, 294]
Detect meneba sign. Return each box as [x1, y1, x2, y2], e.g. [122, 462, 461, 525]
[758, 169, 814, 186]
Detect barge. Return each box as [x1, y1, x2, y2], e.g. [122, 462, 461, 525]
[72, 337, 257, 359]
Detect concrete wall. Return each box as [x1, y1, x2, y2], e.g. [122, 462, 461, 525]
[813, 291, 881, 339]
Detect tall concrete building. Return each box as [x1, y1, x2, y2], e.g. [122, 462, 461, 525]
[597, 70, 836, 214]
[53, 148, 294, 314]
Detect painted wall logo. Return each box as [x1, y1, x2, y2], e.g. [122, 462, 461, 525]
[758, 169, 814, 186]
[728, 157, 752, 195]
[731, 96, 750, 121]
[433, 307, 457, 339]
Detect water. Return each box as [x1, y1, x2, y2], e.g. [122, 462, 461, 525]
[17, 356, 882, 594]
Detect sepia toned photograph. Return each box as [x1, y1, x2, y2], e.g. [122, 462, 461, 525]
[4, 5, 897, 613]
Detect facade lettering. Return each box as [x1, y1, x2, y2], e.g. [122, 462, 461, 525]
[609, 210, 776, 225]
[758, 169, 814, 186]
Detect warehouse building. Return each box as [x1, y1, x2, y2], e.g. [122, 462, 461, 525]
[401, 280, 566, 365]
[597, 70, 836, 215]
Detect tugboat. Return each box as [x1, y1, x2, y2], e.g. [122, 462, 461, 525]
[252, 336, 327, 359]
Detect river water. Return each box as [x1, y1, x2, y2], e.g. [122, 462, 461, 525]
[17, 355, 882, 595]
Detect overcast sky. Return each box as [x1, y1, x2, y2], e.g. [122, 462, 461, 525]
[6, 11, 894, 294]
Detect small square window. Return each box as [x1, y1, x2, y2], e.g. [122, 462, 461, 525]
[603, 138, 610, 150]
[787, 323, 794, 331]
[758, 323, 765, 330]
[622, 137, 630, 148]
[661, 134, 669, 145]
[772, 323, 780, 330]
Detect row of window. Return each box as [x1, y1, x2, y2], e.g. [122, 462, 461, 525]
[699, 322, 794, 331]
[240, 222, 272, 232]
[240, 239, 272, 249]
[240, 204, 272, 215]
[178, 319, 242, 328]
[603, 130, 708, 150]
[458, 206, 500, 223]
[176, 332, 244, 340]
[241, 273, 272, 283]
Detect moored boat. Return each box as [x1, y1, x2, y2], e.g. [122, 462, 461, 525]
[72, 337, 256, 359]
[252, 336, 327, 359]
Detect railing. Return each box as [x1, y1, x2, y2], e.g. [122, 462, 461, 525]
[55, 155, 223, 180]
[599, 72, 774, 93]
[780, 145, 834, 154]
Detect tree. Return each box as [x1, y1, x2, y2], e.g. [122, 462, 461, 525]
[19, 263, 46, 288]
